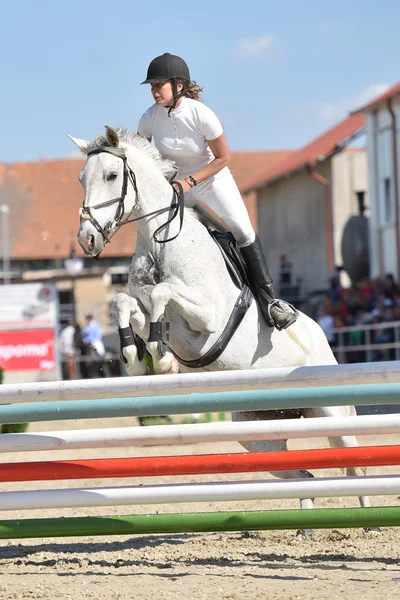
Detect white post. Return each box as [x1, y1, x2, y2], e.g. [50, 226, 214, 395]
[0, 205, 10, 285]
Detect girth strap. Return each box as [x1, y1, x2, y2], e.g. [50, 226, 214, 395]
[171, 285, 253, 369]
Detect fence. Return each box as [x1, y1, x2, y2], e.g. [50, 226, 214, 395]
[326, 319, 400, 363]
[0, 361, 399, 539]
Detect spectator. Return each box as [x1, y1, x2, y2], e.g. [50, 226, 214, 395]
[82, 313, 105, 358]
[313, 273, 400, 363]
[60, 321, 76, 380]
[317, 306, 335, 346]
[279, 255, 292, 286]
[328, 265, 343, 301]
[383, 273, 400, 299]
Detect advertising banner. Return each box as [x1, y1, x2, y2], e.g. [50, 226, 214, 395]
[0, 328, 55, 372]
[0, 283, 57, 330]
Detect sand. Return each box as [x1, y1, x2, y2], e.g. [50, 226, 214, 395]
[0, 416, 399, 599]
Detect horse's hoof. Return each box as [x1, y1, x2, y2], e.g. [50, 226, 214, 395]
[296, 528, 314, 540]
[166, 358, 180, 374]
[364, 527, 382, 534]
[154, 353, 180, 375]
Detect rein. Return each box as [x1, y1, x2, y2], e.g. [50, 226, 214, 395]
[80, 146, 184, 248]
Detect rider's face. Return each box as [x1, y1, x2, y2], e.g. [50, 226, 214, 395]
[150, 80, 183, 106]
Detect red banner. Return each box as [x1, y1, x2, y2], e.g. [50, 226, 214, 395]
[0, 329, 55, 372]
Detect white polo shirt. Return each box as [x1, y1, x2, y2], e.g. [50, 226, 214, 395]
[138, 97, 227, 179]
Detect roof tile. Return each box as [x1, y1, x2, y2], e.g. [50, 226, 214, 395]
[244, 113, 365, 192]
[1, 150, 293, 260]
[352, 81, 400, 114]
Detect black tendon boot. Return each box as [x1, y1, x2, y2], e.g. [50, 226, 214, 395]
[241, 236, 298, 330]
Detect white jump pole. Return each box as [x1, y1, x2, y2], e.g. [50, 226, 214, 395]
[1, 361, 400, 403]
[0, 475, 399, 511]
[0, 413, 400, 454]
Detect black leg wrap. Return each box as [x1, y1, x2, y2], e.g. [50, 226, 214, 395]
[118, 325, 145, 364]
[134, 334, 146, 362]
[148, 314, 170, 357]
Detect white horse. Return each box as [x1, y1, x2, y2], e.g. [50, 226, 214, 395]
[70, 126, 372, 518]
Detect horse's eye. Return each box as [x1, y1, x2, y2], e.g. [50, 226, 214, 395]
[107, 172, 118, 181]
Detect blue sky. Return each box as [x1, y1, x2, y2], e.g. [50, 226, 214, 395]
[0, 0, 399, 163]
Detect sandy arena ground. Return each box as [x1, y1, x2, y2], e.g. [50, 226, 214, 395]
[0, 416, 399, 600]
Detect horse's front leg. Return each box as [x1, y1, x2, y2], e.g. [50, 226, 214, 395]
[112, 292, 148, 376]
[147, 281, 216, 374]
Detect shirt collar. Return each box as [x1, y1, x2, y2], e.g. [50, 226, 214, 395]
[164, 96, 187, 115]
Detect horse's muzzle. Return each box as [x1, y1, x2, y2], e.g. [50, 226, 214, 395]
[78, 224, 105, 257]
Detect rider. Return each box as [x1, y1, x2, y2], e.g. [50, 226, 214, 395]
[138, 52, 297, 331]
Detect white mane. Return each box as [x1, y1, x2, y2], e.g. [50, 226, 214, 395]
[85, 128, 176, 179]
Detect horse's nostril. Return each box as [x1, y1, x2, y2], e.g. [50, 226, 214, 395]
[89, 235, 95, 250]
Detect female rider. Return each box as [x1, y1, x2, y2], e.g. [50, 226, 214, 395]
[138, 53, 297, 331]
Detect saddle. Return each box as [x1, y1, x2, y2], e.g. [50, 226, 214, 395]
[208, 229, 250, 291]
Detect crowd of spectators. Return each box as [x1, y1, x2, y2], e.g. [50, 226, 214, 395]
[316, 269, 400, 362]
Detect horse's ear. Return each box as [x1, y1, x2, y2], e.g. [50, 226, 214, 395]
[105, 126, 119, 147]
[67, 134, 90, 154]
[163, 158, 179, 182]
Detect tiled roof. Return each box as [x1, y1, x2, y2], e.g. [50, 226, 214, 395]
[228, 150, 294, 192]
[243, 113, 365, 192]
[1, 158, 92, 260]
[352, 81, 400, 114]
[1, 150, 293, 260]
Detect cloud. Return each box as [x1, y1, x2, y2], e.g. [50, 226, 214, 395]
[233, 34, 277, 60]
[313, 83, 390, 123]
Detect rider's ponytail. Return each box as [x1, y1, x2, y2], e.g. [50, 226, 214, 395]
[181, 80, 203, 101]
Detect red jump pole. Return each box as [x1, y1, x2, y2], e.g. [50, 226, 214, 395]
[1, 445, 400, 482]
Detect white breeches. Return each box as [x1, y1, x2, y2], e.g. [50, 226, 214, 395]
[184, 172, 256, 247]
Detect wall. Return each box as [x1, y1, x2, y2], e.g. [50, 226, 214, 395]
[257, 153, 366, 296]
[365, 101, 400, 279]
[257, 164, 330, 295]
[331, 150, 368, 282]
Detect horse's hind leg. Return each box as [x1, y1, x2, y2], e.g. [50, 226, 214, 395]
[112, 293, 148, 376]
[304, 406, 372, 510]
[327, 433, 371, 508]
[232, 411, 316, 512]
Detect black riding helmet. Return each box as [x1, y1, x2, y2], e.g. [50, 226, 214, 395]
[141, 53, 191, 114]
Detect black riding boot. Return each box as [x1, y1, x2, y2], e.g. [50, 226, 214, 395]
[241, 236, 298, 330]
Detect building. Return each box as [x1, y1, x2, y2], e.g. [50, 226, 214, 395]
[0, 150, 293, 316]
[352, 82, 400, 281]
[243, 114, 366, 296]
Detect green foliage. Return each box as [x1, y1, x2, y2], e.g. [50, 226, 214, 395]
[144, 353, 156, 374]
[1, 423, 29, 434]
[139, 415, 173, 426]
[0, 366, 29, 434]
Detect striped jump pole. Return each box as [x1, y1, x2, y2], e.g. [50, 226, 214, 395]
[0, 445, 399, 482]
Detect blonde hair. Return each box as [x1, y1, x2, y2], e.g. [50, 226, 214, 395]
[180, 80, 203, 101]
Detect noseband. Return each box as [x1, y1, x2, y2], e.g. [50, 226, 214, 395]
[80, 146, 184, 248]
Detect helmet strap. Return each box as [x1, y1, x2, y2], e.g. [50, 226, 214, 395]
[166, 79, 187, 116]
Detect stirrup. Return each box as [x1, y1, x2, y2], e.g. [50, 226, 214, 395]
[267, 299, 299, 331]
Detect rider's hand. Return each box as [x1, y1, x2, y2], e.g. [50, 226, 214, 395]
[173, 179, 192, 194]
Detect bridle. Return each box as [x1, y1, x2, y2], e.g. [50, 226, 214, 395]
[79, 145, 184, 249]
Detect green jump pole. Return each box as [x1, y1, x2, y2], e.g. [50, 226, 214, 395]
[1, 382, 400, 424]
[0, 507, 399, 539]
